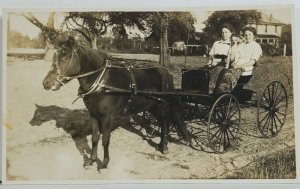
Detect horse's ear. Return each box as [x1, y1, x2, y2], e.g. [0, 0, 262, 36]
[66, 36, 76, 48]
[35, 104, 40, 108]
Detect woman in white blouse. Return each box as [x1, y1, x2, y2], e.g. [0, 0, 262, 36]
[207, 23, 235, 67]
[231, 27, 262, 76]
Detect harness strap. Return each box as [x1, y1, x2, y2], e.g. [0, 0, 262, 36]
[63, 69, 103, 80]
[77, 60, 161, 99]
[79, 66, 108, 97]
[125, 66, 137, 95]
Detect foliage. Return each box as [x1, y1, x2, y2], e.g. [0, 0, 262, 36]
[65, 12, 150, 49]
[8, 30, 46, 49]
[65, 12, 109, 43]
[281, 24, 292, 45]
[203, 10, 261, 44]
[145, 12, 196, 45]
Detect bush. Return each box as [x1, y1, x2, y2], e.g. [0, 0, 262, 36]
[261, 43, 293, 56]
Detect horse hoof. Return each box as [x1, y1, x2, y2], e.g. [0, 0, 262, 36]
[102, 158, 110, 169]
[162, 149, 169, 154]
[157, 145, 169, 154]
[83, 159, 95, 168]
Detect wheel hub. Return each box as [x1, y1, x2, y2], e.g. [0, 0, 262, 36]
[221, 120, 229, 131]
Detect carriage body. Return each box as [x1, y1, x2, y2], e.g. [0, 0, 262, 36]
[179, 67, 288, 153]
[181, 68, 254, 102]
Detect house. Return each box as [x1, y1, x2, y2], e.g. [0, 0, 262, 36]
[247, 13, 286, 46]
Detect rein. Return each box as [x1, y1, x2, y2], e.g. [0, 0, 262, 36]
[54, 47, 102, 85]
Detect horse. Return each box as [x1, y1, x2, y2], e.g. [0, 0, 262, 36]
[42, 34, 191, 169]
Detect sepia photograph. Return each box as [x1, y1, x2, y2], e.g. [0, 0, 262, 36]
[1, 5, 296, 183]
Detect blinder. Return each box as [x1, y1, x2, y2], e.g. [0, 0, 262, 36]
[53, 47, 78, 85]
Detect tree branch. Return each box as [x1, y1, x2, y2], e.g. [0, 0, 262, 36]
[22, 12, 58, 43]
[66, 20, 91, 43]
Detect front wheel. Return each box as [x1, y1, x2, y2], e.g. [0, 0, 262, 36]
[207, 94, 241, 153]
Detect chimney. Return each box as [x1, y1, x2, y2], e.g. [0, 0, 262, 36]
[270, 14, 273, 21]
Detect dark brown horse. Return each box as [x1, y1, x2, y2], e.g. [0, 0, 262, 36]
[42, 34, 190, 169]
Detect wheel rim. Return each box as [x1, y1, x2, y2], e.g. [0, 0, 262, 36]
[257, 81, 288, 138]
[207, 94, 241, 153]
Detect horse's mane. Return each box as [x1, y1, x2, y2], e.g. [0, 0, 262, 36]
[76, 45, 109, 68]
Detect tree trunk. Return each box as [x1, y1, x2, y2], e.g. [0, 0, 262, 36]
[22, 12, 57, 61]
[160, 14, 169, 67]
[91, 35, 98, 50]
[47, 12, 55, 30]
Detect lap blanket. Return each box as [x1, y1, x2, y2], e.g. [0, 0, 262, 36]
[208, 66, 243, 94]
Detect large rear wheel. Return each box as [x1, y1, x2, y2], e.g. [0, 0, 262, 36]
[257, 81, 288, 138]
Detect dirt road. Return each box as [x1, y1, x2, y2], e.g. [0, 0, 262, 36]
[5, 57, 295, 181]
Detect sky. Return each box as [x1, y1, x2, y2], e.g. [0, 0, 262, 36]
[6, 7, 293, 39]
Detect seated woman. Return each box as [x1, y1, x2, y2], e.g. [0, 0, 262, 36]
[207, 23, 234, 67]
[206, 23, 235, 93]
[231, 27, 262, 76]
[216, 27, 262, 93]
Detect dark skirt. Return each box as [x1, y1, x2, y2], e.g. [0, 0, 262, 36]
[208, 66, 243, 94]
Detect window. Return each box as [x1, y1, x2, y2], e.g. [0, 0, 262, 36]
[275, 25, 278, 33]
[265, 25, 268, 33]
[269, 39, 274, 44]
[262, 39, 268, 44]
[256, 39, 261, 44]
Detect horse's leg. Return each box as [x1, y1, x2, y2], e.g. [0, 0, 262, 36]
[99, 115, 112, 168]
[169, 98, 191, 144]
[86, 116, 100, 166]
[160, 118, 169, 154]
[150, 103, 169, 154]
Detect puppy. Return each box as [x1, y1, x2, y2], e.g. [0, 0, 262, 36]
[227, 34, 245, 68]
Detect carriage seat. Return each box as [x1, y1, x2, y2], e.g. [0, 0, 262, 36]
[181, 66, 255, 95]
[181, 68, 210, 94]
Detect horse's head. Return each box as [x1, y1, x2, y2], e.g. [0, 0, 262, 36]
[43, 34, 81, 90]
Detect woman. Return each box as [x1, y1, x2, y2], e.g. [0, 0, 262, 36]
[231, 27, 262, 76]
[216, 27, 262, 93]
[207, 23, 235, 67]
[206, 23, 235, 93]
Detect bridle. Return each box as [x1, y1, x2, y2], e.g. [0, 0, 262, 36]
[53, 46, 102, 85]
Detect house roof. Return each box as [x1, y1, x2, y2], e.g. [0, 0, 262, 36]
[250, 13, 286, 26]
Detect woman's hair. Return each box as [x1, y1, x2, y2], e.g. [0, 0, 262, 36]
[221, 23, 235, 33]
[242, 27, 257, 36]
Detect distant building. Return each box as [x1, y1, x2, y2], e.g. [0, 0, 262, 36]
[247, 13, 286, 46]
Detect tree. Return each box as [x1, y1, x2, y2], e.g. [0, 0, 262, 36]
[23, 12, 58, 42]
[145, 12, 196, 66]
[203, 10, 261, 44]
[146, 12, 195, 46]
[65, 12, 149, 49]
[281, 24, 292, 44]
[22, 12, 63, 60]
[281, 24, 292, 56]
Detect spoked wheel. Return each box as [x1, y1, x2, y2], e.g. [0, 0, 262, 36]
[208, 94, 241, 153]
[257, 81, 288, 138]
[142, 111, 160, 138]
